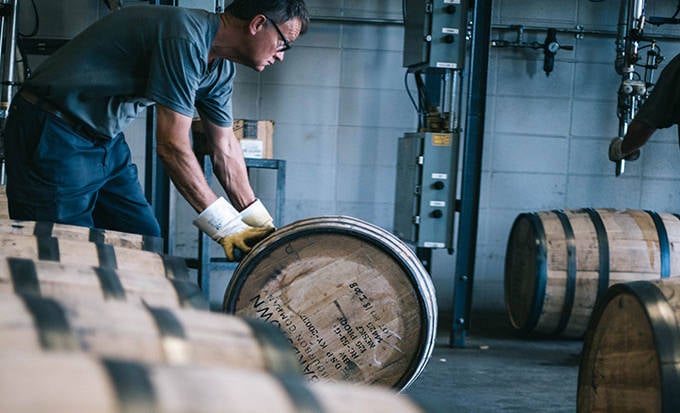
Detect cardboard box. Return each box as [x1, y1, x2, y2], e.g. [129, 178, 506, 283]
[233, 119, 274, 159]
[191, 118, 274, 159]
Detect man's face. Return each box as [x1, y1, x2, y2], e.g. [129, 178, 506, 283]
[247, 16, 302, 72]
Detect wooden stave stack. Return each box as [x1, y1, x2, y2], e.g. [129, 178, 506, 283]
[0, 216, 428, 412]
[504, 208, 680, 338]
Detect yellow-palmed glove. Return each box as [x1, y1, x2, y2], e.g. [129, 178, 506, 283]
[193, 197, 275, 261]
[218, 225, 274, 261]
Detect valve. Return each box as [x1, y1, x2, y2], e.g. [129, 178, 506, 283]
[489, 26, 573, 76]
[543, 28, 572, 76]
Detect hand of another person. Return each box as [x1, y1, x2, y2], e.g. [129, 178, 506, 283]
[193, 197, 275, 262]
[608, 137, 640, 162]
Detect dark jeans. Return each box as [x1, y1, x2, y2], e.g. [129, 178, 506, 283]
[3, 94, 161, 237]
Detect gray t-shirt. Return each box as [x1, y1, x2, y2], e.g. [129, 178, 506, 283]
[635, 52, 680, 129]
[25, 5, 235, 138]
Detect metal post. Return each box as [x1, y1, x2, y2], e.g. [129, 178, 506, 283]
[0, 0, 18, 185]
[0, 0, 17, 113]
[451, 0, 492, 348]
[144, 106, 172, 254]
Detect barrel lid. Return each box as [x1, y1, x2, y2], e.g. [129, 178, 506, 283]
[505, 213, 546, 335]
[578, 281, 680, 412]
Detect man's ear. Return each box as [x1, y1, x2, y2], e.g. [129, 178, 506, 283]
[248, 14, 267, 35]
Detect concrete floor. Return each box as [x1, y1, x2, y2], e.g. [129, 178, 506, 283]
[187, 303, 578, 412]
[205, 271, 583, 413]
[403, 311, 583, 413]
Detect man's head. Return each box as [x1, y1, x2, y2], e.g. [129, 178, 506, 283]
[225, 0, 310, 71]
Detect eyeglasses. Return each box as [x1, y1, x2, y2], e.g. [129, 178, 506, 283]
[264, 15, 291, 52]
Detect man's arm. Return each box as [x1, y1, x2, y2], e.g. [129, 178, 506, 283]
[197, 115, 256, 211]
[155, 104, 273, 260]
[609, 119, 657, 162]
[155, 104, 218, 213]
[622, 119, 657, 154]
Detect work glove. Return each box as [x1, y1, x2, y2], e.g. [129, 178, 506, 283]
[193, 197, 275, 261]
[608, 137, 641, 162]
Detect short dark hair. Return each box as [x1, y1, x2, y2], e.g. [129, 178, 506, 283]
[225, 0, 310, 35]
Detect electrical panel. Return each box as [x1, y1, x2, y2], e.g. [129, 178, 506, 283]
[403, 0, 468, 70]
[393, 132, 458, 249]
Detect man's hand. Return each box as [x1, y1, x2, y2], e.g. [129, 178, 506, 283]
[609, 137, 641, 162]
[193, 197, 275, 261]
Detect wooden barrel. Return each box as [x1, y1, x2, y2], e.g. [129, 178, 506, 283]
[0, 219, 163, 252]
[223, 216, 437, 391]
[0, 256, 207, 310]
[504, 208, 680, 337]
[0, 234, 187, 277]
[577, 278, 680, 412]
[0, 291, 299, 374]
[0, 352, 425, 413]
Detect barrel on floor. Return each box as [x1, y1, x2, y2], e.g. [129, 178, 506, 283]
[504, 208, 680, 337]
[224, 215, 437, 391]
[577, 278, 680, 412]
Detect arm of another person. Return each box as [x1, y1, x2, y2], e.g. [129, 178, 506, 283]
[609, 119, 657, 162]
[622, 119, 657, 154]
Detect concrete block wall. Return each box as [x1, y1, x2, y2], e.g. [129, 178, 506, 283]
[476, 0, 680, 315]
[15, 0, 680, 315]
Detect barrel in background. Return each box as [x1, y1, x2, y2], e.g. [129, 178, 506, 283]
[504, 208, 680, 337]
[577, 278, 680, 412]
[224, 216, 437, 391]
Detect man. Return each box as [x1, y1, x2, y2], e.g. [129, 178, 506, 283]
[3, 1, 309, 260]
[609, 53, 680, 164]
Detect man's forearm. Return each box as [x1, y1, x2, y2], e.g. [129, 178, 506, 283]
[211, 143, 256, 211]
[155, 104, 219, 213]
[198, 117, 256, 211]
[157, 140, 219, 213]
